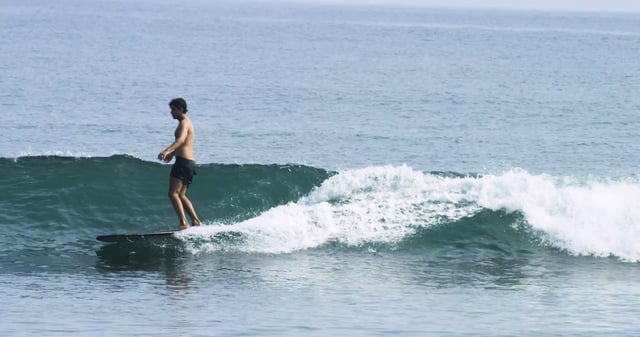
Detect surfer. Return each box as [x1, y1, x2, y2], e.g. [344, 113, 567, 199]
[157, 97, 202, 231]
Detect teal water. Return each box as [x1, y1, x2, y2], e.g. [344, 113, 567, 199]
[2, 0, 640, 336]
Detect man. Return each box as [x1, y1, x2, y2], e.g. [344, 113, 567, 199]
[157, 97, 202, 230]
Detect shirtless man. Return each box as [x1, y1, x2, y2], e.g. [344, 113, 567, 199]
[157, 98, 202, 230]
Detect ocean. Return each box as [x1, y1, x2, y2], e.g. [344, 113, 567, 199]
[2, 0, 640, 336]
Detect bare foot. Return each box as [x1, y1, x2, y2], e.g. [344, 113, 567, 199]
[192, 219, 202, 227]
[174, 224, 189, 231]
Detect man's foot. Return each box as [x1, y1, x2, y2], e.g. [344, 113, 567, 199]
[192, 219, 202, 227]
[174, 224, 189, 231]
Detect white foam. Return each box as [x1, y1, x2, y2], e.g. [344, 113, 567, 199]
[473, 171, 640, 261]
[177, 165, 482, 254]
[177, 166, 640, 261]
[14, 150, 97, 159]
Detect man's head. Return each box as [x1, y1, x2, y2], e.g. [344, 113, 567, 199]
[169, 98, 188, 118]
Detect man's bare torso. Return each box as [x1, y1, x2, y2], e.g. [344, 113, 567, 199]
[174, 117, 195, 160]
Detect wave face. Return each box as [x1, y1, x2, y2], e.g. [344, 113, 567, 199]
[3, 155, 640, 262]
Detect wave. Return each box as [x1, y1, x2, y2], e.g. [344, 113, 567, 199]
[174, 165, 640, 262]
[3, 155, 640, 262]
[0, 155, 330, 244]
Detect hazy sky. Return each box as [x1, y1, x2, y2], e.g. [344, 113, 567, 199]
[292, 0, 640, 12]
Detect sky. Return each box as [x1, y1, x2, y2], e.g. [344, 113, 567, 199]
[290, 0, 640, 12]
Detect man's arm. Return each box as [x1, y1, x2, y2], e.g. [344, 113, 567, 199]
[158, 121, 188, 161]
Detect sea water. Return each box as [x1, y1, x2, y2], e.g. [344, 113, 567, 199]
[2, 1, 640, 336]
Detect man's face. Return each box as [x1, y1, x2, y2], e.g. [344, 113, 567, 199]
[170, 105, 181, 119]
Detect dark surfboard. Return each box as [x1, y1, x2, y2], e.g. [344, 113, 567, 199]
[96, 231, 176, 243]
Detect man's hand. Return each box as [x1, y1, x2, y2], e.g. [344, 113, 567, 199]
[158, 151, 173, 162]
[163, 152, 174, 163]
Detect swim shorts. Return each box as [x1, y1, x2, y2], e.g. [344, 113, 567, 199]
[170, 156, 196, 187]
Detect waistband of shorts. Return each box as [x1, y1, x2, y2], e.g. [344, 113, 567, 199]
[175, 156, 195, 164]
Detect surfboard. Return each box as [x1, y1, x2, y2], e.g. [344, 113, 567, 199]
[96, 231, 176, 243]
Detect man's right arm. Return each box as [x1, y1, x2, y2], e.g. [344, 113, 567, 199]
[158, 122, 188, 160]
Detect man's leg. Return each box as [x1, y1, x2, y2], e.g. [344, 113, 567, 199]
[168, 177, 189, 230]
[179, 185, 201, 226]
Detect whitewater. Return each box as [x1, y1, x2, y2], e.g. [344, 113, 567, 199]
[168, 164, 640, 261]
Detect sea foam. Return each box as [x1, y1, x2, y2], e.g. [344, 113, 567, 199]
[178, 165, 640, 261]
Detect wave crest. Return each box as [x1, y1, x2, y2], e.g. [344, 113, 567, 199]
[179, 166, 640, 262]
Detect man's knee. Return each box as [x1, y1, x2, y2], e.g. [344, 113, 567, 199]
[179, 192, 190, 202]
[168, 189, 180, 199]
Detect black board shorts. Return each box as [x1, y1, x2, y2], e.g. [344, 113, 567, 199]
[170, 156, 196, 187]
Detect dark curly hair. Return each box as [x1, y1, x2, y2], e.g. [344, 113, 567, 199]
[169, 97, 188, 113]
